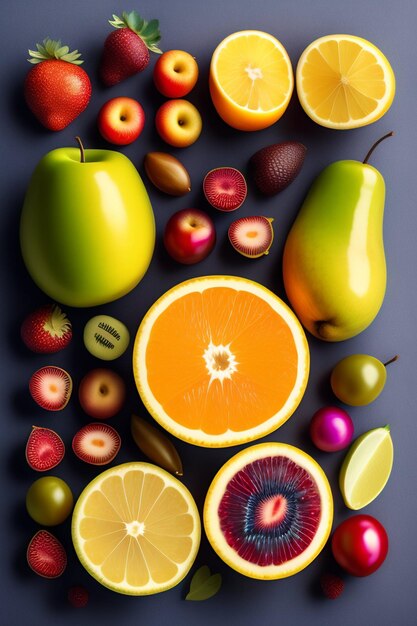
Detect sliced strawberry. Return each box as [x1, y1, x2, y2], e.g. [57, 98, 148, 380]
[27, 530, 67, 578]
[72, 423, 121, 465]
[21, 303, 72, 353]
[29, 366, 72, 411]
[26, 426, 65, 471]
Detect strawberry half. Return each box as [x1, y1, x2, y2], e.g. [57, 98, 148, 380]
[27, 530, 67, 578]
[21, 303, 72, 353]
[100, 11, 162, 86]
[24, 38, 92, 131]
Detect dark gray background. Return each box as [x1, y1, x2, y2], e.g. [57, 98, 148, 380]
[1, 0, 416, 624]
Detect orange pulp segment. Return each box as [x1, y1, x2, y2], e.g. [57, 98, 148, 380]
[133, 276, 309, 447]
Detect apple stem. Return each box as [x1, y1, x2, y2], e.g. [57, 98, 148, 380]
[363, 131, 394, 164]
[383, 355, 399, 367]
[75, 136, 86, 163]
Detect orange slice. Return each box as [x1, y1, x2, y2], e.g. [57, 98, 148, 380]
[133, 276, 309, 447]
[296, 34, 395, 129]
[209, 30, 294, 131]
[71, 462, 201, 595]
[204, 443, 333, 579]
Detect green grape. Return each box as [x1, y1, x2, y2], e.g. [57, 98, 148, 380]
[26, 476, 73, 526]
[330, 354, 398, 406]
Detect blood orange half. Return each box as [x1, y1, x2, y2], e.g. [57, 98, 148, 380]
[204, 443, 333, 579]
[133, 276, 309, 447]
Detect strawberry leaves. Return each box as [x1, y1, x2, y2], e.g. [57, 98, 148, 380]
[28, 38, 84, 65]
[185, 566, 222, 601]
[108, 11, 162, 53]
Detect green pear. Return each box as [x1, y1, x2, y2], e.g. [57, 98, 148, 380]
[282, 133, 393, 342]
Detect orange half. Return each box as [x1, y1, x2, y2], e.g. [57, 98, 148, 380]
[133, 276, 309, 447]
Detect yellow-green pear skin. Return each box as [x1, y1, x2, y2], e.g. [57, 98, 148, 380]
[282, 159, 386, 341]
[20, 145, 155, 307]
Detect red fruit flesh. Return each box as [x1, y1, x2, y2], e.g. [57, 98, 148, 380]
[228, 216, 274, 258]
[24, 60, 92, 131]
[320, 573, 345, 599]
[26, 427, 65, 471]
[27, 530, 67, 578]
[68, 585, 89, 608]
[218, 456, 322, 566]
[72, 423, 121, 465]
[29, 366, 72, 411]
[203, 167, 247, 211]
[21, 304, 72, 353]
[100, 29, 149, 86]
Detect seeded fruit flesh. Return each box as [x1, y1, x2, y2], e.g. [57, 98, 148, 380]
[27, 530, 67, 578]
[26, 426, 65, 471]
[29, 366, 72, 411]
[203, 167, 247, 211]
[72, 423, 121, 465]
[204, 443, 333, 578]
[228, 216, 274, 258]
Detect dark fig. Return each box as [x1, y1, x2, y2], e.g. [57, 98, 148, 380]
[250, 141, 307, 196]
[131, 414, 183, 475]
[144, 152, 191, 196]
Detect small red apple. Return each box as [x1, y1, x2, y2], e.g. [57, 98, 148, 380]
[78, 369, 126, 419]
[155, 99, 202, 148]
[97, 97, 145, 145]
[163, 208, 216, 264]
[153, 50, 199, 98]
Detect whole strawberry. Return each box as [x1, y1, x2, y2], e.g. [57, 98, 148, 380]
[100, 11, 162, 86]
[21, 303, 72, 353]
[24, 39, 92, 131]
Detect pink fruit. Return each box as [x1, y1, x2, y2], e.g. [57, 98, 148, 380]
[228, 216, 274, 258]
[26, 426, 65, 471]
[164, 208, 216, 264]
[21, 303, 72, 353]
[203, 167, 247, 211]
[27, 530, 67, 578]
[72, 423, 121, 465]
[29, 366, 72, 411]
[309, 406, 354, 452]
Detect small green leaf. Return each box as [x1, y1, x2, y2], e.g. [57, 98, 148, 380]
[185, 566, 222, 601]
[141, 18, 159, 37]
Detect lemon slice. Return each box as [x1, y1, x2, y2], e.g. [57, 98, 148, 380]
[296, 34, 395, 129]
[209, 30, 294, 131]
[339, 425, 393, 510]
[72, 462, 201, 595]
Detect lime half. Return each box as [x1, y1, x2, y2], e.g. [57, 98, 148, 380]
[339, 425, 393, 510]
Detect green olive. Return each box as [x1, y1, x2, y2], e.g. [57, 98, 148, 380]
[330, 354, 398, 406]
[26, 476, 74, 526]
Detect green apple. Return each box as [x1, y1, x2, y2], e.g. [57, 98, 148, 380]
[20, 138, 155, 307]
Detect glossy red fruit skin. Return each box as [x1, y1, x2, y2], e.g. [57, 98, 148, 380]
[27, 530, 67, 578]
[163, 209, 216, 264]
[24, 60, 92, 131]
[331, 515, 388, 576]
[97, 97, 145, 145]
[21, 304, 72, 353]
[100, 28, 149, 86]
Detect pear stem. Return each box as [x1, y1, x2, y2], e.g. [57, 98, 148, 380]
[363, 131, 394, 164]
[383, 355, 399, 367]
[75, 136, 85, 163]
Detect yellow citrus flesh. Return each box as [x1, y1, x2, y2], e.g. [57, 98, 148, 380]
[71, 463, 201, 595]
[339, 426, 394, 510]
[133, 276, 309, 448]
[296, 34, 395, 129]
[204, 443, 333, 579]
[209, 31, 294, 131]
